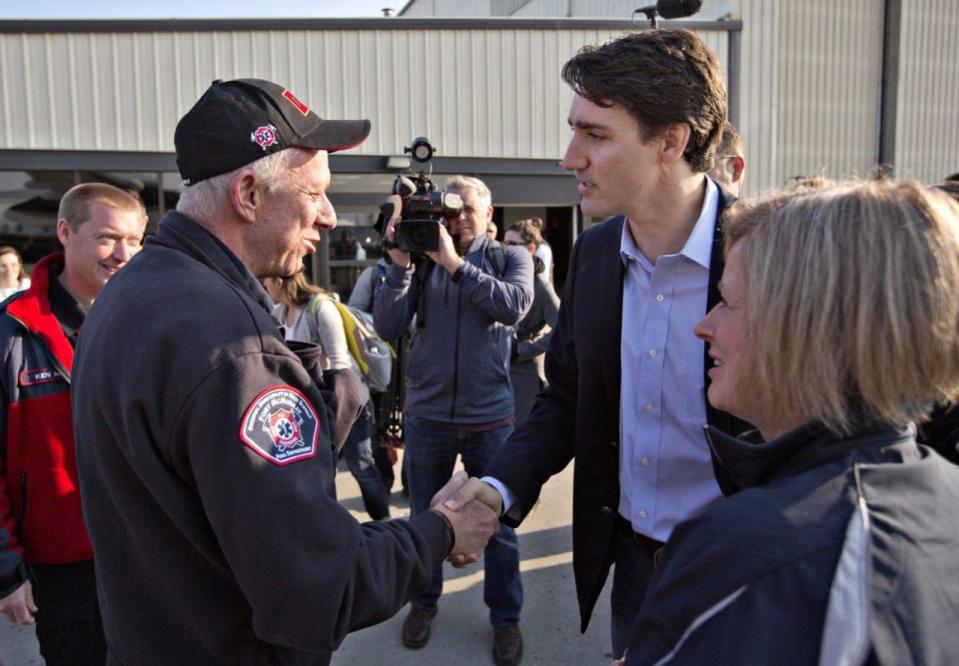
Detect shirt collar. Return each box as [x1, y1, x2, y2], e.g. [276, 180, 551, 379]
[48, 268, 86, 343]
[467, 234, 486, 255]
[619, 175, 718, 270]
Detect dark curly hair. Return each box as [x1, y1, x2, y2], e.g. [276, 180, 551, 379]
[562, 29, 727, 173]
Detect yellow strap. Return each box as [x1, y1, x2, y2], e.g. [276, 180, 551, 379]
[309, 294, 370, 375]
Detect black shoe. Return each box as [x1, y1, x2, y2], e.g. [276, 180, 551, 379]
[402, 606, 437, 649]
[493, 623, 523, 665]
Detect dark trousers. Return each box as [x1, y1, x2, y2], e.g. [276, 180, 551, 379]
[342, 405, 391, 520]
[610, 522, 660, 660]
[404, 416, 523, 626]
[31, 560, 107, 666]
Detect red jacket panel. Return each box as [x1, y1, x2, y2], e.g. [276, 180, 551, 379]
[0, 253, 92, 570]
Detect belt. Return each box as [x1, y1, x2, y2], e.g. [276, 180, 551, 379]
[631, 530, 665, 566]
[617, 515, 665, 565]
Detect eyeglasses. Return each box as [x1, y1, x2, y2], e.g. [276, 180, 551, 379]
[503, 240, 526, 246]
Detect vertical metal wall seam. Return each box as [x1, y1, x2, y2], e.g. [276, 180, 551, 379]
[133, 37, 143, 150]
[878, 0, 900, 174]
[172, 32, 182, 121]
[67, 34, 79, 149]
[726, 25, 740, 127]
[153, 33, 163, 153]
[90, 34, 102, 149]
[44, 35, 57, 147]
[111, 33, 121, 148]
[0, 37, 11, 147]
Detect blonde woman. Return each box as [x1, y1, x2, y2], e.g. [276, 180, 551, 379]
[264, 271, 390, 520]
[626, 180, 959, 664]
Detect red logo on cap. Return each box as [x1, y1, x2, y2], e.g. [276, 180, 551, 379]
[282, 89, 310, 116]
[251, 124, 278, 151]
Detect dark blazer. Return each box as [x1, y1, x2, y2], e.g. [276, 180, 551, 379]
[485, 189, 749, 631]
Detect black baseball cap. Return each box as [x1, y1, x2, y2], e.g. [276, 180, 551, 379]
[174, 78, 371, 185]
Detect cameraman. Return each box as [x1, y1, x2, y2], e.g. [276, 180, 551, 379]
[374, 176, 533, 665]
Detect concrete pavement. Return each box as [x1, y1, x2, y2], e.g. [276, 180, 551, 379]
[0, 452, 612, 665]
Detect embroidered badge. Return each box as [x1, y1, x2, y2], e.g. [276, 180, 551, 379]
[18, 368, 59, 387]
[250, 124, 279, 151]
[239, 386, 319, 466]
[282, 89, 310, 116]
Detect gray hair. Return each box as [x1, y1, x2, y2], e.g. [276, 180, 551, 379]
[176, 148, 302, 222]
[445, 175, 492, 205]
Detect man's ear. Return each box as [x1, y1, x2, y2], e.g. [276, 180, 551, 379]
[660, 123, 692, 163]
[229, 170, 260, 223]
[55, 218, 72, 247]
[730, 155, 746, 183]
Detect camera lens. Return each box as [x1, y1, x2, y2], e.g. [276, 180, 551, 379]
[410, 226, 431, 247]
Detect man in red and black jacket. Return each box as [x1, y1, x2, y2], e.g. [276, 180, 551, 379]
[0, 183, 145, 664]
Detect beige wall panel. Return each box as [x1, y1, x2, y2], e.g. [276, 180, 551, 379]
[0, 25, 729, 161]
[512, 0, 568, 17]
[895, 0, 959, 183]
[776, 0, 884, 184]
[735, 0, 779, 196]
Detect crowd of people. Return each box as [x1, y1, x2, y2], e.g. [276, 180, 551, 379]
[0, 25, 956, 666]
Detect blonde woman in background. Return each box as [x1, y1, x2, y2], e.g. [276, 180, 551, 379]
[264, 270, 390, 520]
[0, 247, 30, 300]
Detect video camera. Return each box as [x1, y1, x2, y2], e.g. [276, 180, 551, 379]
[377, 137, 462, 254]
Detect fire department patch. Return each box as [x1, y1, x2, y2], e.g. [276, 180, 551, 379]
[250, 124, 279, 151]
[239, 386, 319, 466]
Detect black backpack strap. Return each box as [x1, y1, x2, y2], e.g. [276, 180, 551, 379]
[486, 240, 507, 278]
[368, 264, 387, 313]
[412, 260, 435, 329]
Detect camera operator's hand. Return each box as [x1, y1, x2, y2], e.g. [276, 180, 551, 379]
[425, 225, 465, 274]
[382, 195, 412, 269]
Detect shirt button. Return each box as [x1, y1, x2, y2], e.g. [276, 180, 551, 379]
[601, 506, 615, 515]
[610, 440, 618, 448]
[645, 402, 654, 413]
[641, 456, 650, 467]
[649, 348, 657, 358]
[656, 294, 664, 302]
[639, 510, 648, 519]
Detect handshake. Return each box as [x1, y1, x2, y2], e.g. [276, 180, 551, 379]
[428, 471, 504, 567]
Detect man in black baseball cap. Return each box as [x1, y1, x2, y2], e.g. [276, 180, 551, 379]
[71, 79, 500, 663]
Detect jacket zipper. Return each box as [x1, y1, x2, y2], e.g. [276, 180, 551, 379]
[13, 472, 26, 538]
[449, 289, 462, 421]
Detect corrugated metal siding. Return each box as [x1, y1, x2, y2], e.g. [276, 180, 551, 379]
[735, 0, 779, 196]
[775, 0, 885, 184]
[894, 0, 959, 183]
[512, 0, 569, 17]
[0, 26, 727, 161]
[512, 0, 733, 20]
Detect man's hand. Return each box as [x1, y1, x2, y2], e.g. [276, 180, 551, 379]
[0, 581, 37, 625]
[382, 195, 412, 269]
[435, 473, 504, 516]
[431, 471, 505, 567]
[425, 225, 465, 274]
[433, 500, 498, 565]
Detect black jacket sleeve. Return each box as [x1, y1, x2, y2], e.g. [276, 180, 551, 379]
[168, 349, 447, 651]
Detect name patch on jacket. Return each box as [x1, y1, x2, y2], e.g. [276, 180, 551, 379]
[240, 386, 319, 466]
[18, 368, 60, 387]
